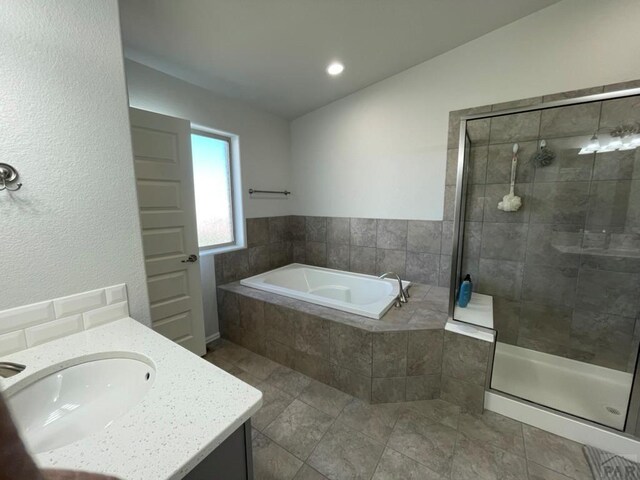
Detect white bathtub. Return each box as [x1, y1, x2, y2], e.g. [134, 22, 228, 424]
[240, 264, 410, 319]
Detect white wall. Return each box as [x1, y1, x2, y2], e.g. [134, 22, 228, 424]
[291, 0, 640, 220]
[0, 1, 151, 324]
[124, 60, 292, 219]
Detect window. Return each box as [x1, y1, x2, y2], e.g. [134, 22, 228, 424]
[191, 131, 235, 249]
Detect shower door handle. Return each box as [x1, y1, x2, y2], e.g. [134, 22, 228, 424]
[181, 254, 198, 263]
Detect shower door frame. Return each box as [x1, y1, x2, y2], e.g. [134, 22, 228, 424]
[448, 86, 640, 436]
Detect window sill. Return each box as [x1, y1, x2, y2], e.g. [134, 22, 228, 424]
[199, 243, 247, 257]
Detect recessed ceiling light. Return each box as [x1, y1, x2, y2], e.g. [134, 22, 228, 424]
[326, 62, 344, 76]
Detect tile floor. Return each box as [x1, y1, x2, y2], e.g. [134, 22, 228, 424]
[205, 340, 594, 480]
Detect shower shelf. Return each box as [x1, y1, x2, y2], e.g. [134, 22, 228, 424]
[453, 293, 494, 330]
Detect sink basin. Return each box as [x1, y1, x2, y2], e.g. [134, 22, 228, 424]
[6, 355, 155, 454]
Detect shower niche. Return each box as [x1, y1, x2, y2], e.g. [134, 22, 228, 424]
[449, 85, 640, 434]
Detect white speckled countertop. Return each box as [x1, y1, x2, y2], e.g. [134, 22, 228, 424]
[0, 318, 262, 480]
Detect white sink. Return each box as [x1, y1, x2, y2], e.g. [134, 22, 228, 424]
[6, 355, 155, 454]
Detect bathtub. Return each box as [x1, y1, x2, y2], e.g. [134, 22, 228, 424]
[239, 264, 410, 319]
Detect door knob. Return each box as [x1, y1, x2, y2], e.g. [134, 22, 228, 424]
[182, 254, 198, 263]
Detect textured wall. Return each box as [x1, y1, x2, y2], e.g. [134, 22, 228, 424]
[0, 1, 151, 325]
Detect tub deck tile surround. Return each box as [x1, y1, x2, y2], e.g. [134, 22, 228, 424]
[217, 281, 495, 410]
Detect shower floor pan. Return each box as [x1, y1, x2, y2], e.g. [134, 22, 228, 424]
[491, 342, 634, 430]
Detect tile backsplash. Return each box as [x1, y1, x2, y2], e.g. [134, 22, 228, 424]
[0, 285, 129, 356]
[214, 216, 453, 287]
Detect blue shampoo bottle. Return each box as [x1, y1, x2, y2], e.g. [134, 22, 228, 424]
[457, 274, 472, 308]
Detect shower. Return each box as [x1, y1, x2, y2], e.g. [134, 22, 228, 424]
[448, 86, 640, 440]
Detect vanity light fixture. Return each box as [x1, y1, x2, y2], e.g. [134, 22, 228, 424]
[326, 62, 344, 76]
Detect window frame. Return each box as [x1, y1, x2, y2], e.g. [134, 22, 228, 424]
[190, 128, 237, 251]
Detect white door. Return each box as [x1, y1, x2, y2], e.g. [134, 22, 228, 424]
[130, 108, 206, 356]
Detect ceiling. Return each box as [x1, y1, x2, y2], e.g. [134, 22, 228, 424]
[120, 0, 561, 119]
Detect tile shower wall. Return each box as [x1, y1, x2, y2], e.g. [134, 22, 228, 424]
[446, 82, 640, 373]
[214, 216, 453, 287]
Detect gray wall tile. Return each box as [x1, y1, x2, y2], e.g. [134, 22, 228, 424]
[540, 103, 600, 138]
[440, 376, 484, 414]
[269, 216, 287, 243]
[247, 217, 269, 246]
[468, 146, 488, 184]
[330, 322, 373, 376]
[306, 216, 327, 242]
[467, 117, 491, 145]
[600, 95, 640, 130]
[480, 223, 528, 261]
[377, 219, 408, 249]
[406, 252, 440, 285]
[407, 220, 442, 254]
[265, 303, 295, 347]
[327, 217, 350, 244]
[519, 302, 572, 349]
[295, 313, 330, 359]
[486, 141, 536, 184]
[350, 218, 377, 247]
[478, 258, 524, 301]
[249, 245, 271, 275]
[593, 149, 637, 181]
[327, 244, 350, 271]
[530, 181, 590, 224]
[464, 184, 485, 222]
[306, 241, 327, 267]
[372, 377, 406, 403]
[586, 180, 632, 227]
[407, 329, 443, 376]
[576, 268, 640, 318]
[405, 375, 441, 401]
[493, 296, 520, 345]
[350, 246, 376, 275]
[372, 332, 408, 378]
[442, 331, 490, 386]
[330, 363, 371, 401]
[543, 86, 603, 102]
[533, 138, 593, 182]
[441, 221, 454, 256]
[289, 216, 306, 242]
[489, 111, 541, 144]
[525, 224, 582, 268]
[376, 249, 406, 277]
[522, 265, 579, 308]
[446, 149, 459, 186]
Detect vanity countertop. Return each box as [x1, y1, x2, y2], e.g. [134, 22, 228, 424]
[0, 317, 262, 480]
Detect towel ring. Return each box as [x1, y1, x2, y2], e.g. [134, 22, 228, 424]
[0, 163, 22, 192]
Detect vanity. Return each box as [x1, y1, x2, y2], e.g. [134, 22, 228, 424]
[0, 317, 262, 480]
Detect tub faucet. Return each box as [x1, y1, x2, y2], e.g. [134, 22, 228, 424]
[379, 272, 408, 304]
[0, 361, 25, 378]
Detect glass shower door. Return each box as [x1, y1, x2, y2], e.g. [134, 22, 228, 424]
[454, 93, 640, 431]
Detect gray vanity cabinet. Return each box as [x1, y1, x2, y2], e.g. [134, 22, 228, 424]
[184, 421, 253, 480]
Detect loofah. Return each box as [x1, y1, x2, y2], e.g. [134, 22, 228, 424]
[498, 192, 522, 212]
[497, 143, 522, 212]
[532, 140, 555, 167]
